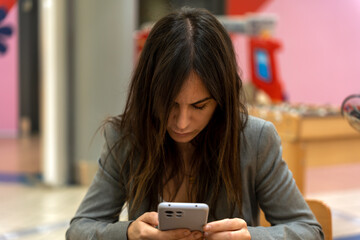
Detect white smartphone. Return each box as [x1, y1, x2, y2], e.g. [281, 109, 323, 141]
[158, 202, 209, 231]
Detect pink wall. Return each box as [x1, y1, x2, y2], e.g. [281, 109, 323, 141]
[0, 3, 18, 137]
[235, 0, 360, 105]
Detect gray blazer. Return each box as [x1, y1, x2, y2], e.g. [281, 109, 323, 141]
[66, 116, 323, 239]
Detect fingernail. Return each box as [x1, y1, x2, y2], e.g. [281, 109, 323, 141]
[194, 232, 202, 238]
[183, 230, 191, 236]
[204, 225, 211, 231]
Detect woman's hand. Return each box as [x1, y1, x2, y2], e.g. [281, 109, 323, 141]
[127, 212, 203, 240]
[203, 218, 251, 240]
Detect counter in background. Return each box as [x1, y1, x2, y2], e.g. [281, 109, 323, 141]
[249, 104, 360, 193]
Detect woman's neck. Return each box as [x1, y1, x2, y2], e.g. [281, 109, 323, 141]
[162, 142, 195, 202]
[176, 142, 194, 167]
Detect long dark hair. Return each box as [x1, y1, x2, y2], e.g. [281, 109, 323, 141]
[107, 7, 248, 218]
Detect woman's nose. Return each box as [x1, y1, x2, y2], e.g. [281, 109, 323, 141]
[175, 107, 190, 130]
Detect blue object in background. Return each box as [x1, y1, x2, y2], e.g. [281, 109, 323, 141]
[255, 49, 272, 82]
[0, 7, 13, 54]
[0, 172, 43, 185]
[335, 235, 360, 240]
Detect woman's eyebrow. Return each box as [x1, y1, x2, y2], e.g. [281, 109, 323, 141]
[191, 97, 212, 105]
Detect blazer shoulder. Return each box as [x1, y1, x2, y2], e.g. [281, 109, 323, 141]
[103, 121, 121, 146]
[243, 115, 268, 135]
[242, 115, 280, 149]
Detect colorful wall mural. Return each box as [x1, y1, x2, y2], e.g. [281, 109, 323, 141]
[0, 0, 18, 137]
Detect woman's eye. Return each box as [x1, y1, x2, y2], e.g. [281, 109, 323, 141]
[193, 104, 207, 110]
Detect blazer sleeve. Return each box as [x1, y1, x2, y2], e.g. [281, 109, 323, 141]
[66, 124, 131, 240]
[247, 121, 324, 240]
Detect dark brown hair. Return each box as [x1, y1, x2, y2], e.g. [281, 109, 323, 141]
[107, 7, 248, 218]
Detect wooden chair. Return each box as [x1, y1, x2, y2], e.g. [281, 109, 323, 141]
[260, 199, 332, 240]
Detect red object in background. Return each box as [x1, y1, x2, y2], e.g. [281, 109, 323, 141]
[0, 0, 16, 11]
[134, 30, 150, 62]
[249, 37, 285, 102]
[226, 0, 272, 15]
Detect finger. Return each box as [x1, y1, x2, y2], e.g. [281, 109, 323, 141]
[160, 230, 203, 240]
[129, 222, 191, 240]
[203, 218, 247, 232]
[139, 211, 159, 227]
[205, 229, 251, 240]
[158, 228, 192, 240]
[190, 230, 204, 240]
[171, 230, 203, 240]
[127, 217, 161, 240]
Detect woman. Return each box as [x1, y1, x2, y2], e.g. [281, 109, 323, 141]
[66, 7, 323, 240]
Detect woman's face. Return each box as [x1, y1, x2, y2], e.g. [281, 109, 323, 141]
[167, 72, 217, 144]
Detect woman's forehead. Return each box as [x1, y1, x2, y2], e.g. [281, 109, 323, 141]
[174, 72, 211, 104]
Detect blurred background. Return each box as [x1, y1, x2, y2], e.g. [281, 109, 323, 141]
[0, 0, 359, 239]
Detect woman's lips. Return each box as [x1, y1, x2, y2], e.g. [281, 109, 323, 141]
[172, 130, 192, 136]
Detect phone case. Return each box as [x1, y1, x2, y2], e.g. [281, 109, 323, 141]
[158, 202, 209, 231]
